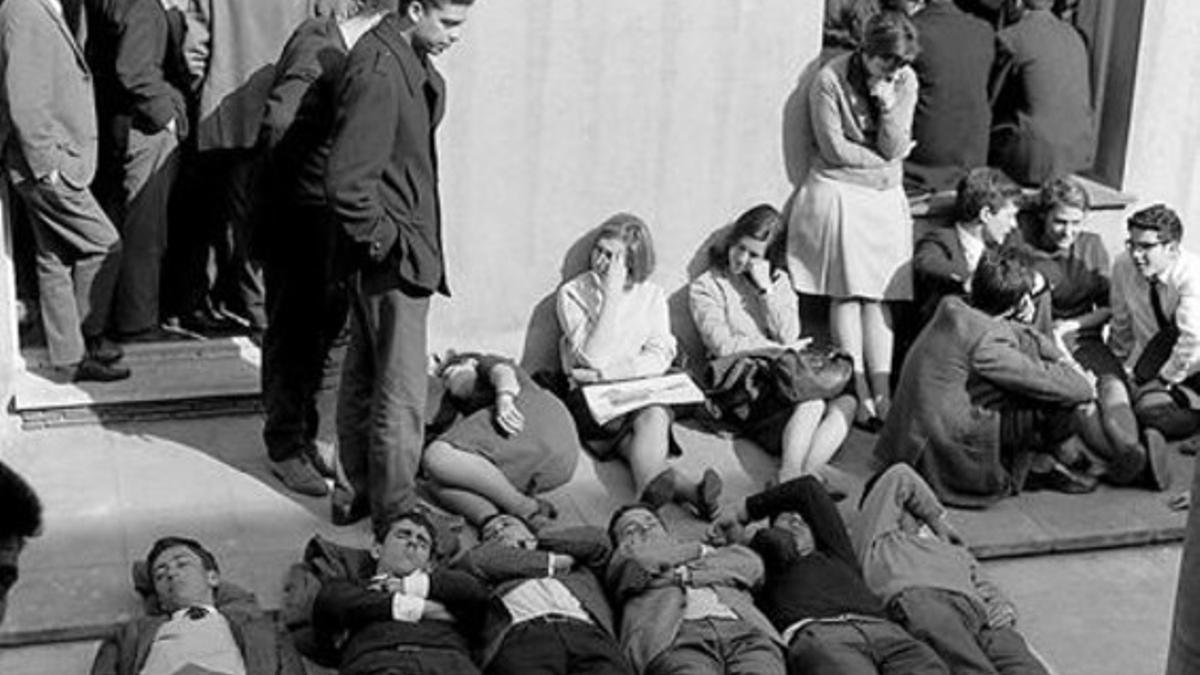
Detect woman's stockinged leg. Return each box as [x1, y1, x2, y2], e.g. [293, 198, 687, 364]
[779, 400, 825, 482]
[618, 405, 672, 494]
[862, 300, 894, 419]
[831, 298, 872, 419]
[806, 394, 856, 474]
[420, 440, 537, 518]
[425, 482, 499, 526]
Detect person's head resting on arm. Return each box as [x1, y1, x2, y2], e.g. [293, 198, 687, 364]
[1125, 204, 1184, 281]
[145, 537, 222, 614]
[970, 248, 1038, 322]
[0, 461, 42, 625]
[710, 204, 785, 280]
[396, 0, 475, 57]
[373, 511, 438, 577]
[608, 504, 670, 550]
[1030, 175, 1091, 254]
[955, 167, 1023, 245]
[590, 213, 657, 291]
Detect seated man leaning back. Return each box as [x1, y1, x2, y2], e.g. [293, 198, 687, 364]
[313, 511, 489, 675]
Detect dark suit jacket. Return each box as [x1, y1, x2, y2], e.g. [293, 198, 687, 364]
[326, 12, 449, 297]
[312, 569, 487, 672]
[991, 9, 1094, 184]
[85, 0, 187, 137]
[913, 225, 974, 328]
[0, 0, 98, 186]
[874, 296, 1094, 507]
[906, 2, 995, 191]
[457, 527, 620, 668]
[90, 582, 303, 675]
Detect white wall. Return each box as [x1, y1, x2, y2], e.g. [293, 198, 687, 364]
[1123, 1, 1200, 249]
[428, 1, 824, 369]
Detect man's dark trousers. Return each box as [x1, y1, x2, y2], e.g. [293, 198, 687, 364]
[261, 202, 348, 463]
[485, 617, 632, 675]
[108, 126, 179, 334]
[15, 179, 122, 366]
[336, 276, 429, 528]
[787, 619, 948, 675]
[890, 587, 1047, 675]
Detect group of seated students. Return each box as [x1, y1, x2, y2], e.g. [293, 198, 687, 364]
[90, 464, 1049, 675]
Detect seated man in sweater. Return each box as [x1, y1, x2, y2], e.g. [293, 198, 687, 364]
[91, 536, 303, 675]
[711, 476, 947, 675]
[605, 504, 785, 675]
[456, 514, 631, 675]
[853, 463, 1049, 674]
[312, 511, 488, 675]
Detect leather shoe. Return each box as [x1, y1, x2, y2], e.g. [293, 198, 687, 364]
[1024, 461, 1098, 494]
[1141, 428, 1172, 492]
[331, 485, 369, 526]
[1103, 441, 1147, 486]
[73, 357, 131, 383]
[639, 468, 678, 510]
[85, 337, 124, 365]
[271, 456, 330, 497]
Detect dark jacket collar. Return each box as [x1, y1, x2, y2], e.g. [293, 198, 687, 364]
[372, 13, 444, 103]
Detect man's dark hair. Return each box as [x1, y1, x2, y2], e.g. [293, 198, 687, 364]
[1127, 204, 1183, 244]
[146, 537, 219, 574]
[954, 167, 1022, 224]
[970, 248, 1034, 315]
[0, 461, 41, 541]
[374, 510, 437, 549]
[606, 503, 664, 546]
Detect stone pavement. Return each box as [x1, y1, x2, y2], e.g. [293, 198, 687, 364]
[0, 408, 1191, 674]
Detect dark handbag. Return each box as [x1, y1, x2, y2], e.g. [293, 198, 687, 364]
[1133, 326, 1180, 385]
[770, 344, 854, 404]
[704, 345, 853, 424]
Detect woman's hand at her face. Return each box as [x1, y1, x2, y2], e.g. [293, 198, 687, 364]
[746, 258, 773, 292]
[601, 247, 628, 295]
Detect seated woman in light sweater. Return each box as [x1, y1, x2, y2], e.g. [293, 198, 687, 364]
[557, 213, 721, 520]
[690, 205, 857, 483]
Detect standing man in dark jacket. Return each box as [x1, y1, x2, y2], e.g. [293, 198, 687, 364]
[905, 0, 995, 191]
[257, 0, 393, 497]
[326, 0, 474, 528]
[84, 0, 188, 342]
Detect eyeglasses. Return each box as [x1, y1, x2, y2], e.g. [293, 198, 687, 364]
[1126, 239, 1165, 253]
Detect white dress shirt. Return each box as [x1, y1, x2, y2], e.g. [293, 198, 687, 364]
[138, 605, 246, 675]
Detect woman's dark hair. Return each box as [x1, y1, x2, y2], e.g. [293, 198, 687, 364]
[709, 204, 784, 270]
[0, 461, 41, 541]
[861, 10, 920, 64]
[147, 536, 220, 574]
[594, 213, 657, 284]
[970, 248, 1034, 316]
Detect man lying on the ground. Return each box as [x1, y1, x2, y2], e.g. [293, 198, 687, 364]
[312, 510, 488, 675]
[606, 504, 785, 675]
[91, 536, 303, 675]
[711, 476, 948, 674]
[853, 463, 1049, 674]
[455, 514, 631, 675]
[0, 460, 41, 626]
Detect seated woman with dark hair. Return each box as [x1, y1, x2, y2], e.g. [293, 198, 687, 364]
[1006, 176, 1162, 488]
[690, 204, 857, 483]
[557, 213, 721, 520]
[421, 353, 581, 529]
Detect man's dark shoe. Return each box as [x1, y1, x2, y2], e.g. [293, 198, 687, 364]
[331, 485, 369, 526]
[73, 357, 131, 383]
[85, 337, 124, 365]
[639, 468, 677, 510]
[117, 326, 196, 343]
[271, 456, 330, 497]
[1024, 461, 1098, 494]
[1103, 441, 1147, 486]
[169, 309, 241, 335]
[1142, 428, 1172, 492]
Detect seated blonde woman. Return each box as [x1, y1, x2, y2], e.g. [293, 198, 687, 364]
[422, 352, 580, 529]
[690, 204, 857, 483]
[557, 213, 721, 520]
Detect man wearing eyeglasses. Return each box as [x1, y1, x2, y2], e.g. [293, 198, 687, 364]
[1110, 204, 1200, 447]
[312, 511, 488, 674]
